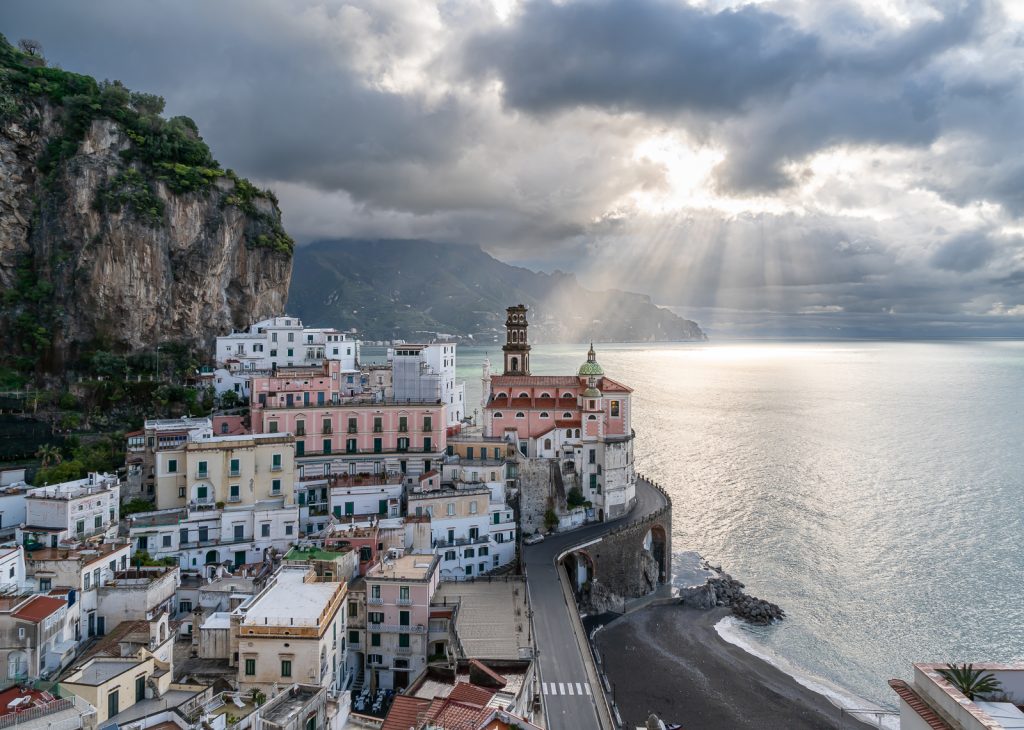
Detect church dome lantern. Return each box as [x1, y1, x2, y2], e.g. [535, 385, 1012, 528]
[578, 343, 605, 377]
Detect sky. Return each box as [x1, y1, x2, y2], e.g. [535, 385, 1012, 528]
[5, 0, 1024, 337]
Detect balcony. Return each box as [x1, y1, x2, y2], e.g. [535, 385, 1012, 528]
[190, 497, 216, 508]
[322, 425, 332, 434]
[296, 427, 306, 436]
[348, 426, 358, 434]
[396, 597, 413, 606]
[395, 645, 413, 655]
[229, 469, 241, 478]
[227, 495, 241, 503]
[367, 623, 426, 634]
[373, 427, 383, 433]
[196, 469, 209, 479]
[271, 464, 282, 472]
[368, 596, 383, 605]
[432, 535, 490, 549]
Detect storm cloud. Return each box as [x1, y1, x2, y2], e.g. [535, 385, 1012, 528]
[4, 0, 1024, 335]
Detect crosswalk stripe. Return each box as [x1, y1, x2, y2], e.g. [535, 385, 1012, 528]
[567, 683, 575, 695]
[584, 683, 591, 695]
[543, 682, 550, 694]
[559, 683, 565, 695]
[541, 681, 592, 696]
[576, 683, 583, 695]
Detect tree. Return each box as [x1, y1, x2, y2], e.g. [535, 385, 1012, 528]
[17, 38, 44, 62]
[129, 91, 165, 116]
[220, 390, 240, 409]
[35, 444, 62, 467]
[938, 663, 1003, 700]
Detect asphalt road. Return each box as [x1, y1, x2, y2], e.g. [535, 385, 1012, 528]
[524, 478, 668, 730]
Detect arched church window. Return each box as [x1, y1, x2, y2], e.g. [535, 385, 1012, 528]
[519, 392, 529, 398]
[493, 412, 503, 418]
[540, 392, 551, 398]
[588, 415, 597, 420]
[515, 412, 525, 419]
[565, 429, 572, 437]
[563, 412, 572, 418]
[575, 429, 581, 437]
[544, 438, 552, 450]
[562, 392, 572, 398]
[540, 412, 550, 418]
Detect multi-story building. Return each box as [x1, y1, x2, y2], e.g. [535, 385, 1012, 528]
[125, 417, 212, 499]
[482, 305, 637, 522]
[0, 547, 26, 590]
[0, 593, 74, 682]
[25, 542, 131, 639]
[0, 484, 30, 540]
[151, 424, 296, 511]
[233, 565, 348, 695]
[406, 481, 515, 580]
[17, 473, 120, 548]
[128, 502, 299, 575]
[392, 343, 466, 428]
[251, 367, 448, 482]
[363, 554, 439, 690]
[97, 566, 179, 631]
[890, 662, 1024, 730]
[296, 472, 404, 535]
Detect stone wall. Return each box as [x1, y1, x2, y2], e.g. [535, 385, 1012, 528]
[515, 455, 555, 534]
[573, 477, 672, 613]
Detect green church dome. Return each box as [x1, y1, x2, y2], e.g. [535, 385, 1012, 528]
[578, 343, 604, 377]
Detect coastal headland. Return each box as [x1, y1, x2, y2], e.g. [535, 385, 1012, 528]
[595, 605, 874, 729]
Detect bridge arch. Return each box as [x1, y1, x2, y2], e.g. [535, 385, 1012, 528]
[561, 549, 595, 593]
[643, 524, 669, 584]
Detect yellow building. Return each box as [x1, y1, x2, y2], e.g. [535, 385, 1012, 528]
[153, 426, 296, 510]
[62, 654, 172, 724]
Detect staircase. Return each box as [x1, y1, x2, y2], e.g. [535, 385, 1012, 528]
[350, 667, 366, 694]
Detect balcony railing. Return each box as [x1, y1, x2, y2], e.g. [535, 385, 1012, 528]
[367, 623, 426, 634]
[228, 495, 241, 503]
[396, 597, 413, 606]
[373, 426, 383, 433]
[323, 425, 332, 434]
[196, 469, 209, 479]
[296, 428, 306, 436]
[348, 426, 358, 434]
[432, 535, 490, 549]
[271, 464, 282, 472]
[229, 469, 241, 477]
[368, 596, 383, 605]
[395, 645, 413, 655]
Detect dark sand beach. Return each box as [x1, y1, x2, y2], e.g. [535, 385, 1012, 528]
[595, 605, 876, 730]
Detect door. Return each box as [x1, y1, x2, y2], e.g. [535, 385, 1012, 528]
[286, 394, 294, 406]
[87, 612, 95, 638]
[296, 441, 304, 457]
[318, 391, 325, 405]
[107, 689, 119, 719]
[135, 675, 146, 702]
[97, 616, 106, 636]
[373, 438, 382, 453]
[378, 499, 388, 515]
[235, 551, 246, 568]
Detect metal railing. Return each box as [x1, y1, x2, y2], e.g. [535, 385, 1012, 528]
[366, 623, 426, 634]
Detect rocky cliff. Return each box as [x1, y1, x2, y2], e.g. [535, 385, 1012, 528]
[0, 36, 292, 375]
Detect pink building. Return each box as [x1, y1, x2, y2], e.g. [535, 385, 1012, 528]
[362, 554, 440, 690]
[482, 305, 637, 521]
[250, 362, 448, 480]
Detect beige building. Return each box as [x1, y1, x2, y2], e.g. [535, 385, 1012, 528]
[153, 426, 296, 511]
[233, 566, 349, 696]
[62, 653, 172, 725]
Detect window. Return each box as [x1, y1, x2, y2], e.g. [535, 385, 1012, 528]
[349, 629, 359, 643]
[589, 448, 596, 464]
[515, 412, 525, 419]
[398, 633, 410, 648]
[399, 610, 410, 626]
[245, 658, 256, 675]
[287, 348, 294, 357]
[39, 578, 51, 591]
[470, 500, 478, 514]
[178, 486, 186, 498]
[199, 526, 209, 542]
[76, 519, 85, 535]
[398, 416, 408, 432]
[296, 420, 305, 436]
[423, 437, 432, 452]
[371, 633, 381, 647]
[162, 534, 172, 547]
[590, 474, 598, 490]
[198, 460, 208, 476]
[397, 437, 409, 452]
[447, 502, 455, 516]
[493, 412, 503, 418]
[261, 523, 270, 537]
[234, 524, 244, 540]
[167, 459, 177, 473]
[399, 585, 410, 601]
[285, 524, 294, 536]
[272, 454, 282, 471]
[540, 411, 550, 418]
[369, 611, 384, 624]
[465, 548, 475, 558]
[349, 602, 358, 618]
[230, 458, 240, 476]
[348, 417, 358, 433]
[611, 400, 620, 416]
[373, 417, 382, 433]
[197, 485, 208, 501]
[95, 515, 103, 528]
[281, 659, 292, 677]
[272, 479, 281, 494]
[84, 572, 91, 590]
[371, 585, 381, 600]
[230, 484, 240, 501]
[445, 550, 456, 561]
[269, 421, 279, 433]
[346, 438, 357, 453]
[480, 546, 489, 556]
[423, 416, 432, 431]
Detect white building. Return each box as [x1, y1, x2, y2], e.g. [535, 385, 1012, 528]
[17, 473, 120, 548]
[392, 343, 466, 427]
[406, 481, 516, 581]
[128, 502, 299, 576]
[0, 484, 29, 540]
[213, 316, 360, 397]
[233, 566, 349, 695]
[0, 547, 25, 590]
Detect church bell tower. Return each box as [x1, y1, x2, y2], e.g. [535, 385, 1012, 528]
[502, 304, 531, 375]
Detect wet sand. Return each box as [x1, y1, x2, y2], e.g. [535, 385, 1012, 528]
[595, 605, 873, 730]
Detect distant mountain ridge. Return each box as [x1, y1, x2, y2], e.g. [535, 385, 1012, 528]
[288, 239, 706, 343]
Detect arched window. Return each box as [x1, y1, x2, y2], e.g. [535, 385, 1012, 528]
[563, 412, 572, 418]
[562, 392, 572, 398]
[493, 412, 503, 418]
[540, 392, 551, 398]
[519, 392, 529, 398]
[539, 412, 550, 418]
[544, 438, 552, 451]
[512, 330, 518, 343]
[575, 429, 581, 438]
[588, 415, 597, 420]
[496, 392, 507, 399]
[510, 357, 519, 371]
[565, 429, 572, 437]
[515, 412, 525, 419]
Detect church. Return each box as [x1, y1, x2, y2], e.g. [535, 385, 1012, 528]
[481, 305, 637, 522]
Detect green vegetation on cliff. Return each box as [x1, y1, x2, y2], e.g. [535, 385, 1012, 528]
[0, 34, 292, 252]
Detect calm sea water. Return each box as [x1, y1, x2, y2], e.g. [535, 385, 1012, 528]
[457, 340, 1024, 710]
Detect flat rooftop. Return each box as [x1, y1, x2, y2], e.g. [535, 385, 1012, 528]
[433, 579, 532, 660]
[369, 554, 437, 582]
[285, 546, 347, 562]
[260, 685, 323, 724]
[202, 612, 231, 630]
[243, 569, 340, 627]
[68, 658, 142, 686]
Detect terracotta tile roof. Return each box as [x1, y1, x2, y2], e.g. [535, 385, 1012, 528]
[491, 376, 580, 386]
[381, 695, 431, 730]
[449, 682, 498, 705]
[888, 679, 954, 730]
[12, 595, 66, 623]
[598, 376, 632, 393]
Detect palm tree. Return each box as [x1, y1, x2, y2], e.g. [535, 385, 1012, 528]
[938, 663, 1002, 700]
[35, 444, 62, 468]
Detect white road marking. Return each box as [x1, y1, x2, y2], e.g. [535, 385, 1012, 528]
[559, 683, 566, 695]
[584, 683, 592, 695]
[575, 683, 583, 695]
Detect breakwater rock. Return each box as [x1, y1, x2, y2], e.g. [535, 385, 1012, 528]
[677, 565, 785, 625]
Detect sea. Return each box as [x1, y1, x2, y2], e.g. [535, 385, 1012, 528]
[456, 340, 1024, 718]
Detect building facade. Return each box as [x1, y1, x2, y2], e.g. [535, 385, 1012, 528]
[18, 474, 121, 548]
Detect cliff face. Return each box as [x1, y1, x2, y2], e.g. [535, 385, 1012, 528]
[0, 38, 292, 374]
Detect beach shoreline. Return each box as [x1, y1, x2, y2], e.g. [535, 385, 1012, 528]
[594, 605, 877, 729]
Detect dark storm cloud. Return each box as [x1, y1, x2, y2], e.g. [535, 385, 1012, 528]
[931, 232, 996, 272]
[466, 0, 990, 192]
[464, 0, 823, 114]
